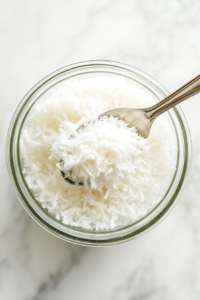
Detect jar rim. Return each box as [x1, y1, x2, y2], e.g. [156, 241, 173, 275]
[6, 60, 192, 246]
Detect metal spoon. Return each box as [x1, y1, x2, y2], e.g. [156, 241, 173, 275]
[61, 74, 200, 185]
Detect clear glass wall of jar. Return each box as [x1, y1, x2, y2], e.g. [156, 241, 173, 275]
[6, 61, 192, 246]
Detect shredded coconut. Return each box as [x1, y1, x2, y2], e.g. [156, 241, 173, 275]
[20, 76, 176, 230]
[52, 116, 149, 192]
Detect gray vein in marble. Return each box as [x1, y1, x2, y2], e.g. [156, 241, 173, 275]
[30, 246, 85, 300]
[111, 258, 160, 300]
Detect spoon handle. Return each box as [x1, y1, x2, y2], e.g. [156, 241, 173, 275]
[145, 75, 200, 120]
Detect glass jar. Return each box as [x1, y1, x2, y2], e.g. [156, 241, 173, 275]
[6, 60, 192, 246]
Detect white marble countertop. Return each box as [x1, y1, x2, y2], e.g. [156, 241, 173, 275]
[1, 1, 200, 299]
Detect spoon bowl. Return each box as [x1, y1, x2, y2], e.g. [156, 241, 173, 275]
[99, 108, 152, 138]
